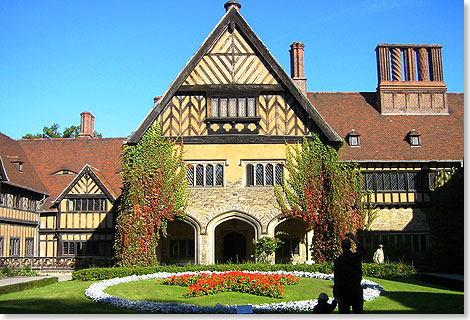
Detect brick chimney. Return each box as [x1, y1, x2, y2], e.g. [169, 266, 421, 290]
[290, 42, 307, 95]
[376, 44, 447, 115]
[78, 111, 95, 139]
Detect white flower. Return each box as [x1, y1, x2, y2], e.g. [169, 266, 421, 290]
[85, 270, 384, 313]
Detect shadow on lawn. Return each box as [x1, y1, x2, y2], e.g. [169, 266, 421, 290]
[367, 291, 464, 314]
[0, 298, 137, 314]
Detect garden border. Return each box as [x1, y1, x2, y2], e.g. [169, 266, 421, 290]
[85, 271, 384, 313]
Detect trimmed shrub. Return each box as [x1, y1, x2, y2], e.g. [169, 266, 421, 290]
[72, 262, 415, 281]
[0, 277, 58, 295]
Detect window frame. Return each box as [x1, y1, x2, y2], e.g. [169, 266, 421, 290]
[242, 160, 285, 187]
[9, 237, 20, 257]
[207, 95, 258, 119]
[186, 160, 227, 188]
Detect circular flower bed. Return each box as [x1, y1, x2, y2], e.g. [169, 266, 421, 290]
[85, 271, 384, 313]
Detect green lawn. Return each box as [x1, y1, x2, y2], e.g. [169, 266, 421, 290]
[0, 277, 463, 314]
[105, 277, 333, 306]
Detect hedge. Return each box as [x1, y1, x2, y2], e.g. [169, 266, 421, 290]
[0, 277, 58, 295]
[72, 262, 415, 281]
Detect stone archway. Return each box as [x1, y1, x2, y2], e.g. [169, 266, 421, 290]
[274, 218, 307, 264]
[157, 219, 198, 265]
[206, 211, 262, 264]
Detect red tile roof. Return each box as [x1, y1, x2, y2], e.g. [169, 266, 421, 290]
[19, 138, 125, 209]
[308, 92, 464, 162]
[0, 133, 48, 194]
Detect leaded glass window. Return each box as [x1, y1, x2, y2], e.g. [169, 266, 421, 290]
[206, 164, 214, 186]
[215, 165, 224, 186]
[275, 164, 283, 186]
[265, 164, 274, 186]
[196, 165, 204, 186]
[186, 163, 224, 187]
[256, 164, 264, 185]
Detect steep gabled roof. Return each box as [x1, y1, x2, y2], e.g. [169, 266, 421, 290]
[19, 137, 124, 209]
[0, 132, 48, 195]
[309, 92, 464, 162]
[127, 5, 341, 144]
[53, 164, 116, 204]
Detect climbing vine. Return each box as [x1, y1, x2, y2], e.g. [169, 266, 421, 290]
[274, 134, 366, 262]
[114, 122, 189, 266]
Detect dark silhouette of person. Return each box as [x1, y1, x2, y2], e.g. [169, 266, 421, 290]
[333, 232, 366, 314]
[312, 292, 337, 314]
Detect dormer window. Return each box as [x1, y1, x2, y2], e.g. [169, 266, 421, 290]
[52, 170, 77, 176]
[347, 129, 360, 147]
[408, 129, 421, 147]
[9, 156, 23, 172]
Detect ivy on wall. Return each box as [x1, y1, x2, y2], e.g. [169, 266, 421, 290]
[114, 122, 189, 266]
[274, 134, 365, 262]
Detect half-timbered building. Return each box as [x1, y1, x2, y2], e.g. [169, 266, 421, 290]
[0, 1, 463, 269]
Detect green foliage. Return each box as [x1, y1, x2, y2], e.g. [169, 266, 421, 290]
[253, 232, 285, 263]
[0, 276, 57, 295]
[114, 122, 189, 267]
[72, 262, 415, 281]
[425, 167, 464, 273]
[22, 123, 102, 139]
[274, 134, 366, 262]
[0, 266, 37, 278]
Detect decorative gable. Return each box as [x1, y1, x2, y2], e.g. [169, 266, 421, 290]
[184, 28, 279, 86]
[127, 2, 341, 144]
[53, 164, 115, 204]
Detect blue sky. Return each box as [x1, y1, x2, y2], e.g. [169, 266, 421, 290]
[0, 0, 464, 139]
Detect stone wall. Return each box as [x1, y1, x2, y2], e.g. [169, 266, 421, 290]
[369, 207, 429, 232]
[186, 180, 281, 234]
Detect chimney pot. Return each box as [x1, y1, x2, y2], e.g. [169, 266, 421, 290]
[78, 111, 95, 139]
[290, 42, 307, 95]
[224, 1, 241, 12]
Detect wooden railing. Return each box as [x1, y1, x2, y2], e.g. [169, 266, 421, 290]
[0, 256, 114, 271]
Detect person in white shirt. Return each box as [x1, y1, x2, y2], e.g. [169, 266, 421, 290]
[373, 244, 384, 264]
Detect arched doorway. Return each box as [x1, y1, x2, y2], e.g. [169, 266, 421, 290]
[223, 232, 246, 263]
[214, 218, 255, 263]
[274, 219, 307, 264]
[157, 220, 196, 265]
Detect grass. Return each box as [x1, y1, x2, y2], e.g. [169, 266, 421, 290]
[105, 277, 333, 306]
[0, 277, 463, 314]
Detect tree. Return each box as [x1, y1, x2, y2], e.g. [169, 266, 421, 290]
[22, 123, 102, 138]
[114, 122, 189, 266]
[253, 232, 286, 264]
[274, 134, 366, 262]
